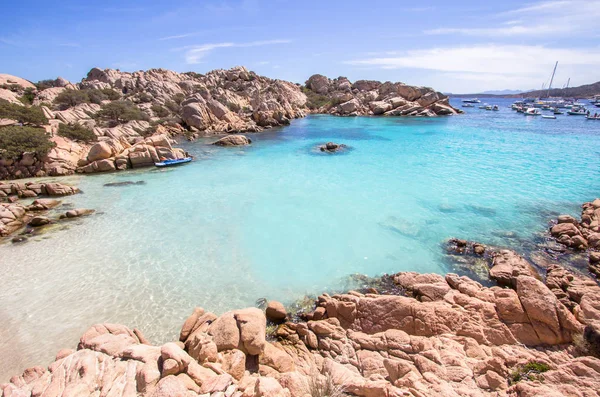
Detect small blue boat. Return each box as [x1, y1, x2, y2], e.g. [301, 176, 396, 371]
[154, 157, 193, 167]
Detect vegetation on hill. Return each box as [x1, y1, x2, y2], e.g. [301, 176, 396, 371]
[0, 100, 48, 125]
[301, 87, 331, 110]
[95, 100, 149, 125]
[57, 123, 97, 143]
[54, 88, 121, 110]
[509, 361, 550, 384]
[0, 126, 55, 160]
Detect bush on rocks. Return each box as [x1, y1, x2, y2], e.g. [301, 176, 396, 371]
[57, 123, 97, 143]
[509, 361, 550, 384]
[0, 126, 55, 160]
[54, 88, 121, 109]
[86, 88, 121, 104]
[0, 100, 48, 126]
[96, 101, 149, 124]
[53, 89, 89, 109]
[151, 104, 170, 118]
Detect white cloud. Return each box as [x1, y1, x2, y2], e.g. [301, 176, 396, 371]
[344, 44, 600, 92]
[183, 39, 291, 64]
[426, 0, 600, 37]
[255, 61, 270, 65]
[159, 33, 197, 41]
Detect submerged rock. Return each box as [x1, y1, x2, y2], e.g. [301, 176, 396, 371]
[318, 142, 348, 153]
[62, 208, 95, 219]
[103, 180, 146, 187]
[212, 135, 252, 146]
[28, 216, 51, 227]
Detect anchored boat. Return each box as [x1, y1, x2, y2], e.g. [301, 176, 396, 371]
[155, 157, 193, 167]
[462, 98, 481, 103]
[567, 106, 588, 116]
[524, 108, 541, 116]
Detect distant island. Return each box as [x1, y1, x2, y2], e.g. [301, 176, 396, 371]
[450, 81, 600, 98]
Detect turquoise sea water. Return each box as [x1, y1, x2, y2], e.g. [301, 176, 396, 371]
[1, 98, 600, 379]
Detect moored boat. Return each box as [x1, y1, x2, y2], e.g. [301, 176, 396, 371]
[462, 103, 474, 108]
[492, 105, 499, 111]
[542, 115, 556, 119]
[567, 106, 587, 116]
[524, 108, 541, 116]
[462, 98, 481, 103]
[155, 157, 193, 167]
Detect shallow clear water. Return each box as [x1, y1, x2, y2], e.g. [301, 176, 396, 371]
[1, 98, 600, 379]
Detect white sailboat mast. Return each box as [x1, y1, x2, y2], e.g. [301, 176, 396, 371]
[547, 61, 558, 98]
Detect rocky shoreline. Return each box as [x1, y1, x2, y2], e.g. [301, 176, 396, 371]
[2, 198, 600, 396]
[1, 67, 459, 181]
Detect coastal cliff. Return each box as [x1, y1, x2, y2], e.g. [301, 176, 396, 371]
[0, 67, 458, 180]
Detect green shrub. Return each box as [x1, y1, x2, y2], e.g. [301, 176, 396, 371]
[0, 125, 55, 160]
[302, 87, 331, 110]
[184, 72, 203, 79]
[96, 101, 149, 124]
[54, 88, 122, 108]
[35, 79, 59, 90]
[57, 123, 97, 142]
[19, 88, 36, 105]
[0, 100, 48, 125]
[172, 93, 186, 104]
[100, 88, 121, 100]
[151, 104, 170, 118]
[509, 361, 550, 384]
[0, 83, 22, 92]
[54, 89, 89, 109]
[227, 102, 241, 112]
[164, 100, 180, 113]
[137, 92, 153, 103]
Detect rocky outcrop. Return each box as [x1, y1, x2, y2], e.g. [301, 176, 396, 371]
[4, 243, 600, 397]
[81, 66, 307, 135]
[213, 135, 251, 146]
[0, 182, 81, 237]
[550, 199, 600, 276]
[76, 134, 187, 173]
[304, 74, 459, 117]
[0, 181, 79, 199]
[0, 73, 35, 90]
[0, 202, 28, 236]
[2, 67, 460, 179]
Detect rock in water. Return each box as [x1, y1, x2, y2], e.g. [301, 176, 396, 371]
[319, 142, 347, 153]
[63, 208, 95, 218]
[265, 301, 287, 322]
[213, 135, 251, 146]
[103, 180, 146, 187]
[29, 216, 51, 227]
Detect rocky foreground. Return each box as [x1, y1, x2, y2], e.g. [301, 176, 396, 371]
[0, 67, 458, 180]
[3, 202, 600, 396]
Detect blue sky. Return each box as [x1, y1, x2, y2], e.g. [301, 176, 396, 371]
[1, 0, 599, 93]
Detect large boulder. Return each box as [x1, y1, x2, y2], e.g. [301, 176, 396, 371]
[213, 135, 251, 146]
[305, 74, 330, 94]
